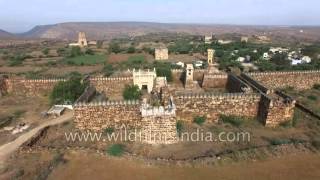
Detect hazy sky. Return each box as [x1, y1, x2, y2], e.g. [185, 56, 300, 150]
[0, 0, 319, 33]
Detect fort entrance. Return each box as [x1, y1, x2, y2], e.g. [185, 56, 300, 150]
[133, 68, 157, 93]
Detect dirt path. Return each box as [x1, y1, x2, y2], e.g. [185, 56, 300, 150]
[0, 111, 73, 166]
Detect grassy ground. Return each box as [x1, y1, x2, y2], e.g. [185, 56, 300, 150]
[64, 54, 107, 65]
[283, 87, 320, 115]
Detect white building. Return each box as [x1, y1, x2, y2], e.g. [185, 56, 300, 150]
[302, 56, 312, 63]
[218, 40, 233, 44]
[270, 47, 289, 54]
[194, 60, 203, 68]
[133, 69, 157, 93]
[204, 36, 213, 44]
[263, 52, 270, 60]
[175, 61, 185, 68]
[291, 59, 303, 66]
[237, 57, 245, 62]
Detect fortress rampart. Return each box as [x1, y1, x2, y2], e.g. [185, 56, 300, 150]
[248, 70, 320, 90]
[1, 76, 65, 96]
[89, 77, 133, 97]
[174, 93, 261, 122]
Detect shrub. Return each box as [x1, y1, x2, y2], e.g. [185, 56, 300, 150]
[313, 84, 320, 90]
[307, 95, 317, 101]
[85, 49, 94, 55]
[220, 115, 244, 127]
[104, 127, 114, 135]
[193, 116, 206, 125]
[107, 144, 125, 156]
[269, 138, 291, 145]
[176, 120, 183, 137]
[57, 48, 67, 56]
[47, 61, 57, 66]
[13, 110, 26, 118]
[312, 138, 320, 149]
[127, 46, 136, 53]
[42, 48, 50, 55]
[279, 120, 292, 128]
[108, 42, 121, 54]
[102, 64, 114, 77]
[292, 110, 302, 127]
[123, 85, 141, 100]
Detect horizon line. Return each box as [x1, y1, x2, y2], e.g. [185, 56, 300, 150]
[3, 21, 320, 34]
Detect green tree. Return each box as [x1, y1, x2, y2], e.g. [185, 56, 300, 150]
[102, 64, 114, 77]
[154, 62, 173, 82]
[108, 43, 121, 54]
[50, 73, 86, 104]
[127, 46, 136, 53]
[123, 85, 141, 100]
[70, 46, 83, 57]
[42, 48, 50, 55]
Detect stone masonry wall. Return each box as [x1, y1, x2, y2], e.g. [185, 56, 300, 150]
[89, 77, 133, 98]
[73, 101, 141, 131]
[140, 116, 178, 144]
[202, 73, 228, 89]
[5, 77, 64, 96]
[174, 93, 261, 122]
[258, 94, 295, 127]
[248, 71, 320, 90]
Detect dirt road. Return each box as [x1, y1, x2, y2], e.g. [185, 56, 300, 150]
[0, 111, 73, 166]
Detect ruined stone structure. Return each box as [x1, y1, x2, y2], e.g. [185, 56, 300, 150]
[78, 32, 88, 47]
[3, 52, 320, 143]
[207, 49, 215, 65]
[155, 48, 169, 60]
[133, 69, 157, 93]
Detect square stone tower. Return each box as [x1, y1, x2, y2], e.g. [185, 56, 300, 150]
[207, 49, 215, 65]
[155, 48, 169, 60]
[184, 64, 194, 88]
[78, 32, 88, 47]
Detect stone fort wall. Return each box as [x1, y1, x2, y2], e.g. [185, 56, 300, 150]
[202, 73, 228, 89]
[174, 93, 261, 122]
[74, 100, 141, 131]
[257, 94, 295, 127]
[2, 77, 64, 96]
[248, 70, 320, 90]
[89, 77, 133, 98]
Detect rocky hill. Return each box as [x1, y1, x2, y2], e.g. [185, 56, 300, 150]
[5, 22, 320, 42]
[0, 29, 15, 39]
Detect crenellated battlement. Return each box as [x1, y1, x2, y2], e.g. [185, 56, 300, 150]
[74, 100, 140, 107]
[248, 70, 320, 77]
[175, 92, 260, 100]
[89, 77, 133, 81]
[245, 70, 320, 90]
[202, 74, 228, 78]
